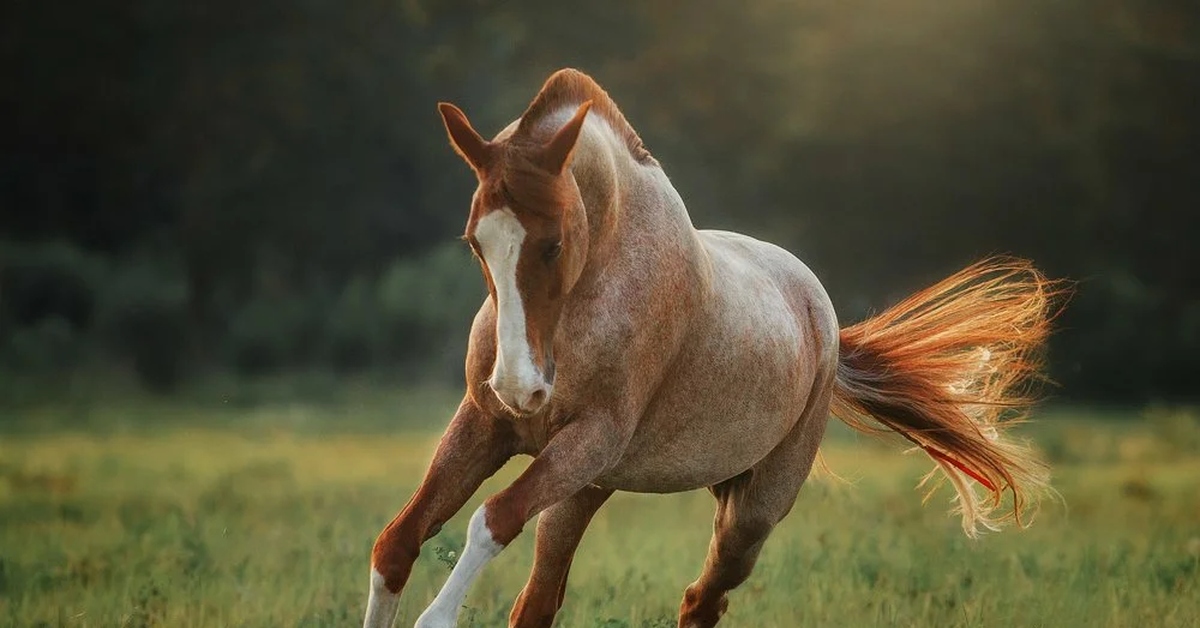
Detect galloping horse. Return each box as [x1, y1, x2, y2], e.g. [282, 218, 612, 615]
[364, 69, 1058, 628]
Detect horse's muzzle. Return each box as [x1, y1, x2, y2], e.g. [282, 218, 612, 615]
[489, 375, 553, 415]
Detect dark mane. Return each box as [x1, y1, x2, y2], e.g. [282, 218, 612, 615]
[516, 68, 655, 165]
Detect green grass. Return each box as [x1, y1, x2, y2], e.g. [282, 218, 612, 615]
[1, 393, 1198, 627]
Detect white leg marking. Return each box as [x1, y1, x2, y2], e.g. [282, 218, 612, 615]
[363, 567, 399, 628]
[415, 505, 503, 628]
[473, 208, 544, 408]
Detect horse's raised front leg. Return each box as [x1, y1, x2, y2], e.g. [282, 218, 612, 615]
[364, 398, 517, 628]
[415, 414, 627, 628]
[510, 485, 614, 628]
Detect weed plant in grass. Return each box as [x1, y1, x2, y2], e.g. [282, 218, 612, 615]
[0, 396, 1197, 627]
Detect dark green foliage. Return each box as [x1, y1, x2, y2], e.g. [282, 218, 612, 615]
[1, 0, 1197, 400]
[0, 243, 100, 372]
[0, 242, 98, 330]
[2, 316, 79, 372]
[225, 291, 333, 375]
[94, 261, 190, 392]
[218, 244, 481, 377]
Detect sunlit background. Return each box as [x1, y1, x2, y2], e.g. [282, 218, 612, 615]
[2, 1, 1198, 626]
[4, 0, 1197, 401]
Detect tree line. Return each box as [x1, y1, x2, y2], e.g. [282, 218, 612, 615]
[2, 0, 1197, 402]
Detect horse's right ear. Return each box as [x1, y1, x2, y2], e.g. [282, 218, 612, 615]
[438, 102, 493, 173]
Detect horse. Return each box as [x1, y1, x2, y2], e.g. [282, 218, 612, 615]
[363, 68, 1060, 628]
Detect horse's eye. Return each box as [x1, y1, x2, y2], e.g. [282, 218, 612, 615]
[543, 241, 563, 263]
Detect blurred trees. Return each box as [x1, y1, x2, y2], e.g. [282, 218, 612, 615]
[1, 0, 1197, 401]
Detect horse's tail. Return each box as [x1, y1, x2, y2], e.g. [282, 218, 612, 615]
[831, 257, 1066, 537]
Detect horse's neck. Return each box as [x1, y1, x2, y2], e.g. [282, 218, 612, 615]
[571, 120, 701, 290]
[561, 122, 708, 402]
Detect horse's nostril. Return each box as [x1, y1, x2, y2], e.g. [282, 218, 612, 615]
[529, 388, 547, 408]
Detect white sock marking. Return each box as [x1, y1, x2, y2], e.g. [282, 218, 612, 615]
[363, 567, 399, 628]
[415, 506, 504, 628]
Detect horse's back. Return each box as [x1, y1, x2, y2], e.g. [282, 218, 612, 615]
[697, 229, 839, 363]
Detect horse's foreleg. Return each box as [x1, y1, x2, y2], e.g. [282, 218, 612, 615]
[364, 398, 516, 628]
[415, 416, 626, 628]
[510, 485, 614, 628]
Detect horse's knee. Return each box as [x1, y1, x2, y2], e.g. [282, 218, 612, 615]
[370, 523, 422, 593]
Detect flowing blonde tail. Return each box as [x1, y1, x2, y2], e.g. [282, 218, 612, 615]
[832, 257, 1068, 536]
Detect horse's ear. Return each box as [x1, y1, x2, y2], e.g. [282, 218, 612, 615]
[438, 102, 492, 173]
[538, 101, 592, 175]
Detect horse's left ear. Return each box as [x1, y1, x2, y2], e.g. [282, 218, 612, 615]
[538, 101, 593, 175]
[438, 102, 493, 173]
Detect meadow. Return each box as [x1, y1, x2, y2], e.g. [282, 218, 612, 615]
[1, 383, 1197, 627]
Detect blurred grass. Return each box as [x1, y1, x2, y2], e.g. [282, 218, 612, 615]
[1, 389, 1198, 627]
[0, 370, 464, 435]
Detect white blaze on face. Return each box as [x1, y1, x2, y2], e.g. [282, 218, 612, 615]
[473, 208, 545, 410]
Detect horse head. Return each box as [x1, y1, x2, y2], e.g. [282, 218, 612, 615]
[438, 100, 594, 415]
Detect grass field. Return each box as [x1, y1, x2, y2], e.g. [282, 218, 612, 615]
[1, 387, 1198, 627]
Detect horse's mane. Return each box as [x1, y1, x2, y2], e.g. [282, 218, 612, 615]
[517, 68, 655, 165]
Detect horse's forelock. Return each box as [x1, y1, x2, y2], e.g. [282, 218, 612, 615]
[491, 153, 573, 220]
